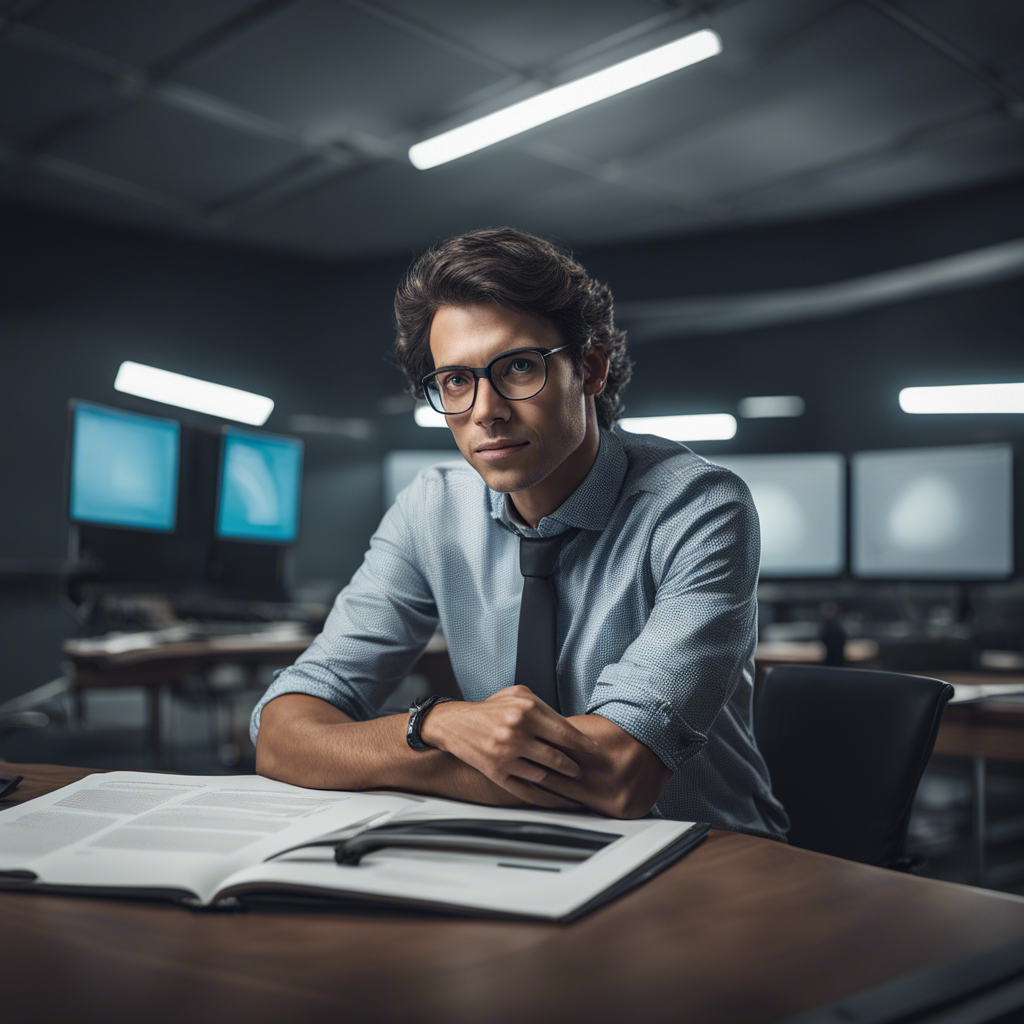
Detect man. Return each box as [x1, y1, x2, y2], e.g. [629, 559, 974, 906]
[251, 227, 788, 837]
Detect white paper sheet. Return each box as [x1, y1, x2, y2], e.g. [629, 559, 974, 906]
[0, 772, 414, 902]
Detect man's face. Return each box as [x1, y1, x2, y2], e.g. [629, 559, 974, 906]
[428, 303, 595, 494]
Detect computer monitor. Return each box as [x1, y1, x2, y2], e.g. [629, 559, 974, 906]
[383, 449, 463, 509]
[216, 428, 303, 544]
[68, 400, 180, 532]
[851, 443, 1013, 580]
[709, 453, 846, 578]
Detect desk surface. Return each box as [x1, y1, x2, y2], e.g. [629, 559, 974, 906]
[4, 763, 1024, 1024]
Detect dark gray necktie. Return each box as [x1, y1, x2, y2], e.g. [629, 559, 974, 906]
[514, 529, 577, 712]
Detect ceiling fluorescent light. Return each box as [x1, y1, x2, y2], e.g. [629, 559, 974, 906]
[114, 361, 274, 425]
[620, 414, 736, 441]
[738, 396, 806, 418]
[414, 402, 449, 428]
[899, 382, 1024, 414]
[409, 29, 722, 170]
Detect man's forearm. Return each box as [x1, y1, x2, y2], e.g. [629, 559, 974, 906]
[539, 714, 672, 818]
[255, 693, 520, 806]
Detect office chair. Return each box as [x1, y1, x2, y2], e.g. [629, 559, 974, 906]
[752, 664, 954, 870]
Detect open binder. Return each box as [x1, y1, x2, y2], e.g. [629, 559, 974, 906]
[0, 772, 709, 922]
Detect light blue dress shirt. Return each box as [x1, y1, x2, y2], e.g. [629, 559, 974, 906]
[251, 426, 789, 839]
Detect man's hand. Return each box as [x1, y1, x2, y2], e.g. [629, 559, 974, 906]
[421, 685, 599, 810]
[524, 714, 673, 818]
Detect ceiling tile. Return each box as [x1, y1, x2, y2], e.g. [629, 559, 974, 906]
[511, 57, 745, 170]
[0, 35, 114, 148]
[516, 177, 698, 247]
[172, 0, 505, 143]
[1001, 64, 1024, 97]
[889, 0, 1024, 71]
[372, 0, 665, 71]
[23, 0, 259, 67]
[725, 114, 1024, 222]
[510, 0, 854, 171]
[627, 4, 996, 203]
[233, 147, 582, 258]
[45, 97, 309, 205]
[2, 0, 1018, 262]
[0, 165, 193, 234]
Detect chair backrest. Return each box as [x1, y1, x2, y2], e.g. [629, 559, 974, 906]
[752, 664, 953, 868]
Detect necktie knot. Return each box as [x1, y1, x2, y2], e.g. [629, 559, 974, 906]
[518, 529, 577, 578]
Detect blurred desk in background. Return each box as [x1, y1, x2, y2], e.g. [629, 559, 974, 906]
[62, 627, 313, 764]
[923, 671, 1024, 888]
[753, 639, 879, 677]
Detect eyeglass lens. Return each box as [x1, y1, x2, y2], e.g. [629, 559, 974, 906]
[426, 351, 548, 414]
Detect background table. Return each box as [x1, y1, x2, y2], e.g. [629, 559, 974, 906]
[61, 631, 460, 764]
[925, 671, 1024, 888]
[4, 762, 1024, 1024]
[63, 634, 313, 763]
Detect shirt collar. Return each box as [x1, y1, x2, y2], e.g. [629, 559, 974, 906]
[488, 426, 628, 537]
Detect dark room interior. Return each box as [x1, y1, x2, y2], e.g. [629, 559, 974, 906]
[3, 2, 1024, 1021]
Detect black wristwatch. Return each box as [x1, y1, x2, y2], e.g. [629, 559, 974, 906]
[406, 695, 455, 751]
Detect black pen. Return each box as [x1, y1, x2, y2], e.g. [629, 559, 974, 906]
[0, 775, 23, 800]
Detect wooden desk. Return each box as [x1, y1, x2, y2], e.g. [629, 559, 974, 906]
[4, 762, 1024, 1024]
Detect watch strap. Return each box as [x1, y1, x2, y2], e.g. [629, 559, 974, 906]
[406, 695, 455, 751]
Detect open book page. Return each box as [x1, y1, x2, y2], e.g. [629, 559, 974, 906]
[0, 772, 417, 904]
[216, 797, 696, 919]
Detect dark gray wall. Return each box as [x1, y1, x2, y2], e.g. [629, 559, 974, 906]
[2, 175, 1023, 699]
[1, 208, 416, 698]
[581, 174, 1024, 461]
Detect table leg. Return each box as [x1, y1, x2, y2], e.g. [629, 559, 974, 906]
[972, 756, 987, 887]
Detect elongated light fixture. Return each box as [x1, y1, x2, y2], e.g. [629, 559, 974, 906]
[737, 396, 805, 418]
[899, 382, 1024, 414]
[409, 28, 722, 170]
[620, 414, 736, 441]
[114, 361, 274, 425]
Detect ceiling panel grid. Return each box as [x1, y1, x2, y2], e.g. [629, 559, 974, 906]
[0, 0, 1020, 258]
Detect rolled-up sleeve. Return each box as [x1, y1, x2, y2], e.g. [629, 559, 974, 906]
[249, 483, 438, 744]
[585, 469, 760, 773]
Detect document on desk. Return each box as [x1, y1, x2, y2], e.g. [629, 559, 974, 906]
[0, 773, 708, 921]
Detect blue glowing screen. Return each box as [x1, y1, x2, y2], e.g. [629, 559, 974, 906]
[70, 402, 180, 531]
[217, 429, 303, 543]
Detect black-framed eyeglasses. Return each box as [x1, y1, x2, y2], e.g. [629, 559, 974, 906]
[421, 345, 570, 415]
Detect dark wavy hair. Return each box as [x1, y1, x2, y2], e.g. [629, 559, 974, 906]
[392, 227, 633, 429]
